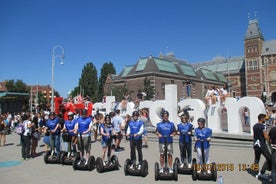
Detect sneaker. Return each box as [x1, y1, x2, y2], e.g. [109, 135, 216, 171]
[188, 163, 192, 168]
[137, 164, 141, 170]
[207, 170, 211, 174]
[169, 168, 174, 174]
[159, 168, 164, 173]
[180, 163, 184, 168]
[103, 161, 106, 166]
[130, 164, 134, 170]
[197, 170, 201, 173]
[85, 160, 88, 165]
[256, 172, 269, 180]
[77, 160, 82, 165]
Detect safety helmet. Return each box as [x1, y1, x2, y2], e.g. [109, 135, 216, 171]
[197, 118, 206, 124]
[161, 110, 169, 117]
[67, 112, 74, 117]
[82, 109, 88, 116]
[132, 111, 139, 117]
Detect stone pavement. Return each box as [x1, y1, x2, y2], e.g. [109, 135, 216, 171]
[0, 132, 272, 184]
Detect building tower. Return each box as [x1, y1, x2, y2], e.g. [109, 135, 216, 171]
[244, 17, 264, 98]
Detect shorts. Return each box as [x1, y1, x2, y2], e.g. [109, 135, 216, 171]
[143, 129, 148, 136]
[78, 136, 91, 151]
[113, 132, 122, 140]
[159, 143, 173, 154]
[43, 136, 50, 146]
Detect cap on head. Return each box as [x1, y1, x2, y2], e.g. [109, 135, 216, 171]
[161, 110, 169, 117]
[50, 112, 55, 116]
[132, 111, 139, 117]
[82, 109, 88, 116]
[197, 118, 206, 124]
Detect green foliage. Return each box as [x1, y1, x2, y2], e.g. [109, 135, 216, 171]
[5, 79, 29, 93]
[78, 62, 99, 102]
[112, 83, 129, 101]
[98, 62, 116, 101]
[144, 77, 155, 100]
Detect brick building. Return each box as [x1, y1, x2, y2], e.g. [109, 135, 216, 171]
[105, 18, 276, 104]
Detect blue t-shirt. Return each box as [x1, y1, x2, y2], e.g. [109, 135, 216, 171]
[156, 121, 176, 143]
[46, 118, 60, 135]
[194, 127, 212, 149]
[128, 120, 144, 140]
[64, 119, 77, 136]
[76, 117, 92, 135]
[100, 123, 113, 142]
[177, 122, 193, 143]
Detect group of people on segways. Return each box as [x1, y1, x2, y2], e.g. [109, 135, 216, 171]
[42, 107, 216, 181]
[154, 109, 216, 181]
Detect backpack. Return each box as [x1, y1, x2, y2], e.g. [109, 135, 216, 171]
[16, 122, 25, 135]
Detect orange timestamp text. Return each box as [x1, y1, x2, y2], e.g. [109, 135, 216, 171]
[192, 163, 259, 172]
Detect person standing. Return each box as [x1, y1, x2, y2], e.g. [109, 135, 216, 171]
[156, 110, 176, 173]
[253, 113, 271, 180]
[269, 124, 276, 183]
[112, 109, 124, 151]
[100, 115, 114, 163]
[74, 109, 93, 165]
[21, 113, 33, 160]
[185, 77, 194, 98]
[126, 111, 144, 169]
[194, 118, 212, 173]
[46, 112, 61, 156]
[177, 112, 193, 168]
[0, 115, 7, 147]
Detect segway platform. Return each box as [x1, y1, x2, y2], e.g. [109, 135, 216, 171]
[124, 159, 148, 177]
[96, 155, 120, 173]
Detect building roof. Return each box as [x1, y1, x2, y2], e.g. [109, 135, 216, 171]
[244, 19, 264, 40]
[193, 56, 245, 74]
[262, 40, 276, 56]
[0, 92, 29, 98]
[117, 55, 227, 83]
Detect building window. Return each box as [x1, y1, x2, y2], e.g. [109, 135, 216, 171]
[251, 76, 256, 81]
[248, 60, 258, 70]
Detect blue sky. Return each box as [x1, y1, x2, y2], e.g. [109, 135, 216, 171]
[0, 0, 276, 99]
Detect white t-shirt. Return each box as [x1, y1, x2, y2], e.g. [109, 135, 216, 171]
[23, 120, 32, 136]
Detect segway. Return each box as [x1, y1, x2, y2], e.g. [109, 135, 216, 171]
[154, 136, 178, 181]
[124, 135, 148, 177]
[96, 155, 120, 173]
[191, 140, 217, 181]
[59, 132, 77, 165]
[174, 157, 192, 174]
[44, 131, 61, 164]
[72, 133, 95, 171]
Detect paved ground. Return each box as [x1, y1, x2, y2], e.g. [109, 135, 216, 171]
[0, 132, 272, 184]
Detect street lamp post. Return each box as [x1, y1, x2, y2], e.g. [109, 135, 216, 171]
[51, 45, 64, 112]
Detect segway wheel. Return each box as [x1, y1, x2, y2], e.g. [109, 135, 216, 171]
[72, 154, 80, 170]
[211, 162, 217, 181]
[124, 159, 131, 176]
[141, 160, 148, 177]
[173, 162, 178, 181]
[96, 157, 104, 173]
[44, 151, 50, 164]
[60, 152, 66, 165]
[154, 162, 159, 181]
[191, 158, 197, 181]
[110, 155, 119, 170]
[174, 157, 180, 166]
[88, 155, 95, 171]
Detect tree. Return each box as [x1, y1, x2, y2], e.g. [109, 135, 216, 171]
[75, 62, 99, 102]
[112, 83, 129, 101]
[5, 79, 29, 93]
[143, 77, 155, 100]
[98, 62, 116, 101]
